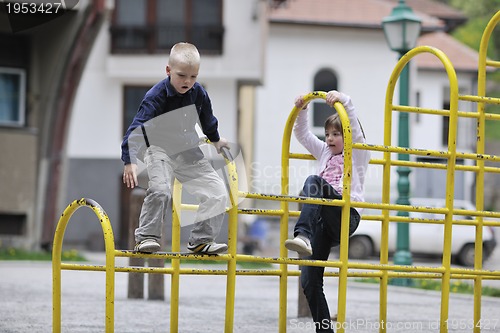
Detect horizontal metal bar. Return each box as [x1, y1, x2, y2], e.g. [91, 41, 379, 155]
[460, 93, 500, 105]
[241, 191, 346, 207]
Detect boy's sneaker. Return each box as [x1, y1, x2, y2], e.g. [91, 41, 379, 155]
[285, 235, 312, 256]
[134, 239, 161, 253]
[187, 242, 228, 254]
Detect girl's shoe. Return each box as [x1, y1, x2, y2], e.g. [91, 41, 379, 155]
[284, 235, 312, 256]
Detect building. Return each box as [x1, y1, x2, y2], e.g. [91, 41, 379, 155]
[0, 0, 106, 249]
[1, 0, 489, 250]
[253, 0, 480, 208]
[62, 0, 269, 249]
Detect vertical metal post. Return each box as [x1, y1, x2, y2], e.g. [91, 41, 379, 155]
[392, 55, 413, 286]
[170, 180, 182, 333]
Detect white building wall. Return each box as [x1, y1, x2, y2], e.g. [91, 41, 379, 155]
[254, 24, 478, 205]
[63, 0, 267, 247]
[67, 19, 239, 159]
[68, 0, 266, 159]
[413, 70, 477, 152]
[255, 24, 401, 203]
[413, 69, 477, 202]
[68, 21, 123, 159]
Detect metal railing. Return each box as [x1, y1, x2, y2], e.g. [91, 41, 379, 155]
[53, 11, 500, 333]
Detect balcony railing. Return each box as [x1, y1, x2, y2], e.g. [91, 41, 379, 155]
[110, 24, 224, 55]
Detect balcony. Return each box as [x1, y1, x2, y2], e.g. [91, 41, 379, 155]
[110, 24, 224, 55]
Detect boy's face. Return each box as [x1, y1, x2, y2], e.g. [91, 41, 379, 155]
[166, 62, 199, 94]
[325, 126, 343, 155]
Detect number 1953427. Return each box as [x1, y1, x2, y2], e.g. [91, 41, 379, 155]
[5, 2, 63, 14]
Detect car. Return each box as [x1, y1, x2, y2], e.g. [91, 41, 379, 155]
[348, 198, 497, 266]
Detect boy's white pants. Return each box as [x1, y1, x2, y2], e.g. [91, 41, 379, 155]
[134, 146, 228, 246]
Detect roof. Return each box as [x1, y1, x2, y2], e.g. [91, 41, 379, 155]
[416, 31, 482, 72]
[386, 0, 466, 20]
[269, 0, 444, 30]
[385, 0, 467, 31]
[268, 0, 481, 73]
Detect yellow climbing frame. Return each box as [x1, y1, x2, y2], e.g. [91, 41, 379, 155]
[53, 11, 500, 333]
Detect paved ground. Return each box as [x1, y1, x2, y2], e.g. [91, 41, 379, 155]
[1, 254, 500, 333]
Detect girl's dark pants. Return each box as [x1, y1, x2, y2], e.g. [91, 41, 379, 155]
[294, 175, 360, 333]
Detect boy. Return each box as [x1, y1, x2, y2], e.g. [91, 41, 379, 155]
[121, 42, 229, 254]
[284, 91, 370, 332]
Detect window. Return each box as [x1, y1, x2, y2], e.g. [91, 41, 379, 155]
[442, 113, 450, 146]
[0, 67, 26, 127]
[0, 213, 26, 235]
[415, 91, 421, 123]
[312, 69, 338, 139]
[442, 86, 472, 149]
[123, 86, 152, 133]
[111, 0, 224, 54]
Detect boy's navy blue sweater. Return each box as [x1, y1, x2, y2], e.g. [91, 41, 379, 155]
[121, 77, 220, 165]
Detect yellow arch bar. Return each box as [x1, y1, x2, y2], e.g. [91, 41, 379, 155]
[52, 11, 500, 333]
[52, 198, 116, 333]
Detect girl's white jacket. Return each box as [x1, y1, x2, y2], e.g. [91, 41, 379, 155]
[293, 93, 371, 214]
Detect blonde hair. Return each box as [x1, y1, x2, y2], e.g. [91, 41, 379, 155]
[169, 42, 200, 67]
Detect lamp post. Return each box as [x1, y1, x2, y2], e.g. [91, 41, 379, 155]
[382, 0, 421, 286]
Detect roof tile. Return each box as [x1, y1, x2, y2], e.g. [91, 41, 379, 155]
[269, 0, 444, 29]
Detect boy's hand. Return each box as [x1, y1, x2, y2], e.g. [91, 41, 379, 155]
[295, 95, 309, 110]
[213, 137, 229, 154]
[123, 163, 138, 189]
[326, 90, 348, 106]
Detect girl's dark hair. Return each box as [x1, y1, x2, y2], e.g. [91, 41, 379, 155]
[324, 113, 342, 132]
[324, 112, 367, 139]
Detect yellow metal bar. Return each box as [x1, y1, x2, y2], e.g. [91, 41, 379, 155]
[392, 102, 500, 119]
[485, 59, 500, 67]
[115, 250, 231, 261]
[242, 191, 346, 206]
[335, 97, 354, 333]
[369, 158, 500, 174]
[354, 142, 452, 157]
[57, 259, 500, 279]
[280, 91, 333, 332]
[392, 104, 477, 118]
[279, 93, 301, 333]
[382, 45, 461, 333]
[473, 10, 500, 333]
[223, 148, 239, 333]
[50, 13, 500, 331]
[238, 208, 300, 217]
[289, 152, 316, 160]
[170, 180, 181, 333]
[380, 38, 396, 333]
[457, 151, 500, 162]
[392, 45, 459, 333]
[52, 198, 115, 333]
[460, 93, 500, 105]
[441, 57, 459, 333]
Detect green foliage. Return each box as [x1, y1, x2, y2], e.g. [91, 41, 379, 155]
[447, 0, 500, 141]
[483, 85, 500, 140]
[449, 0, 500, 17]
[0, 247, 86, 261]
[452, 17, 494, 55]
